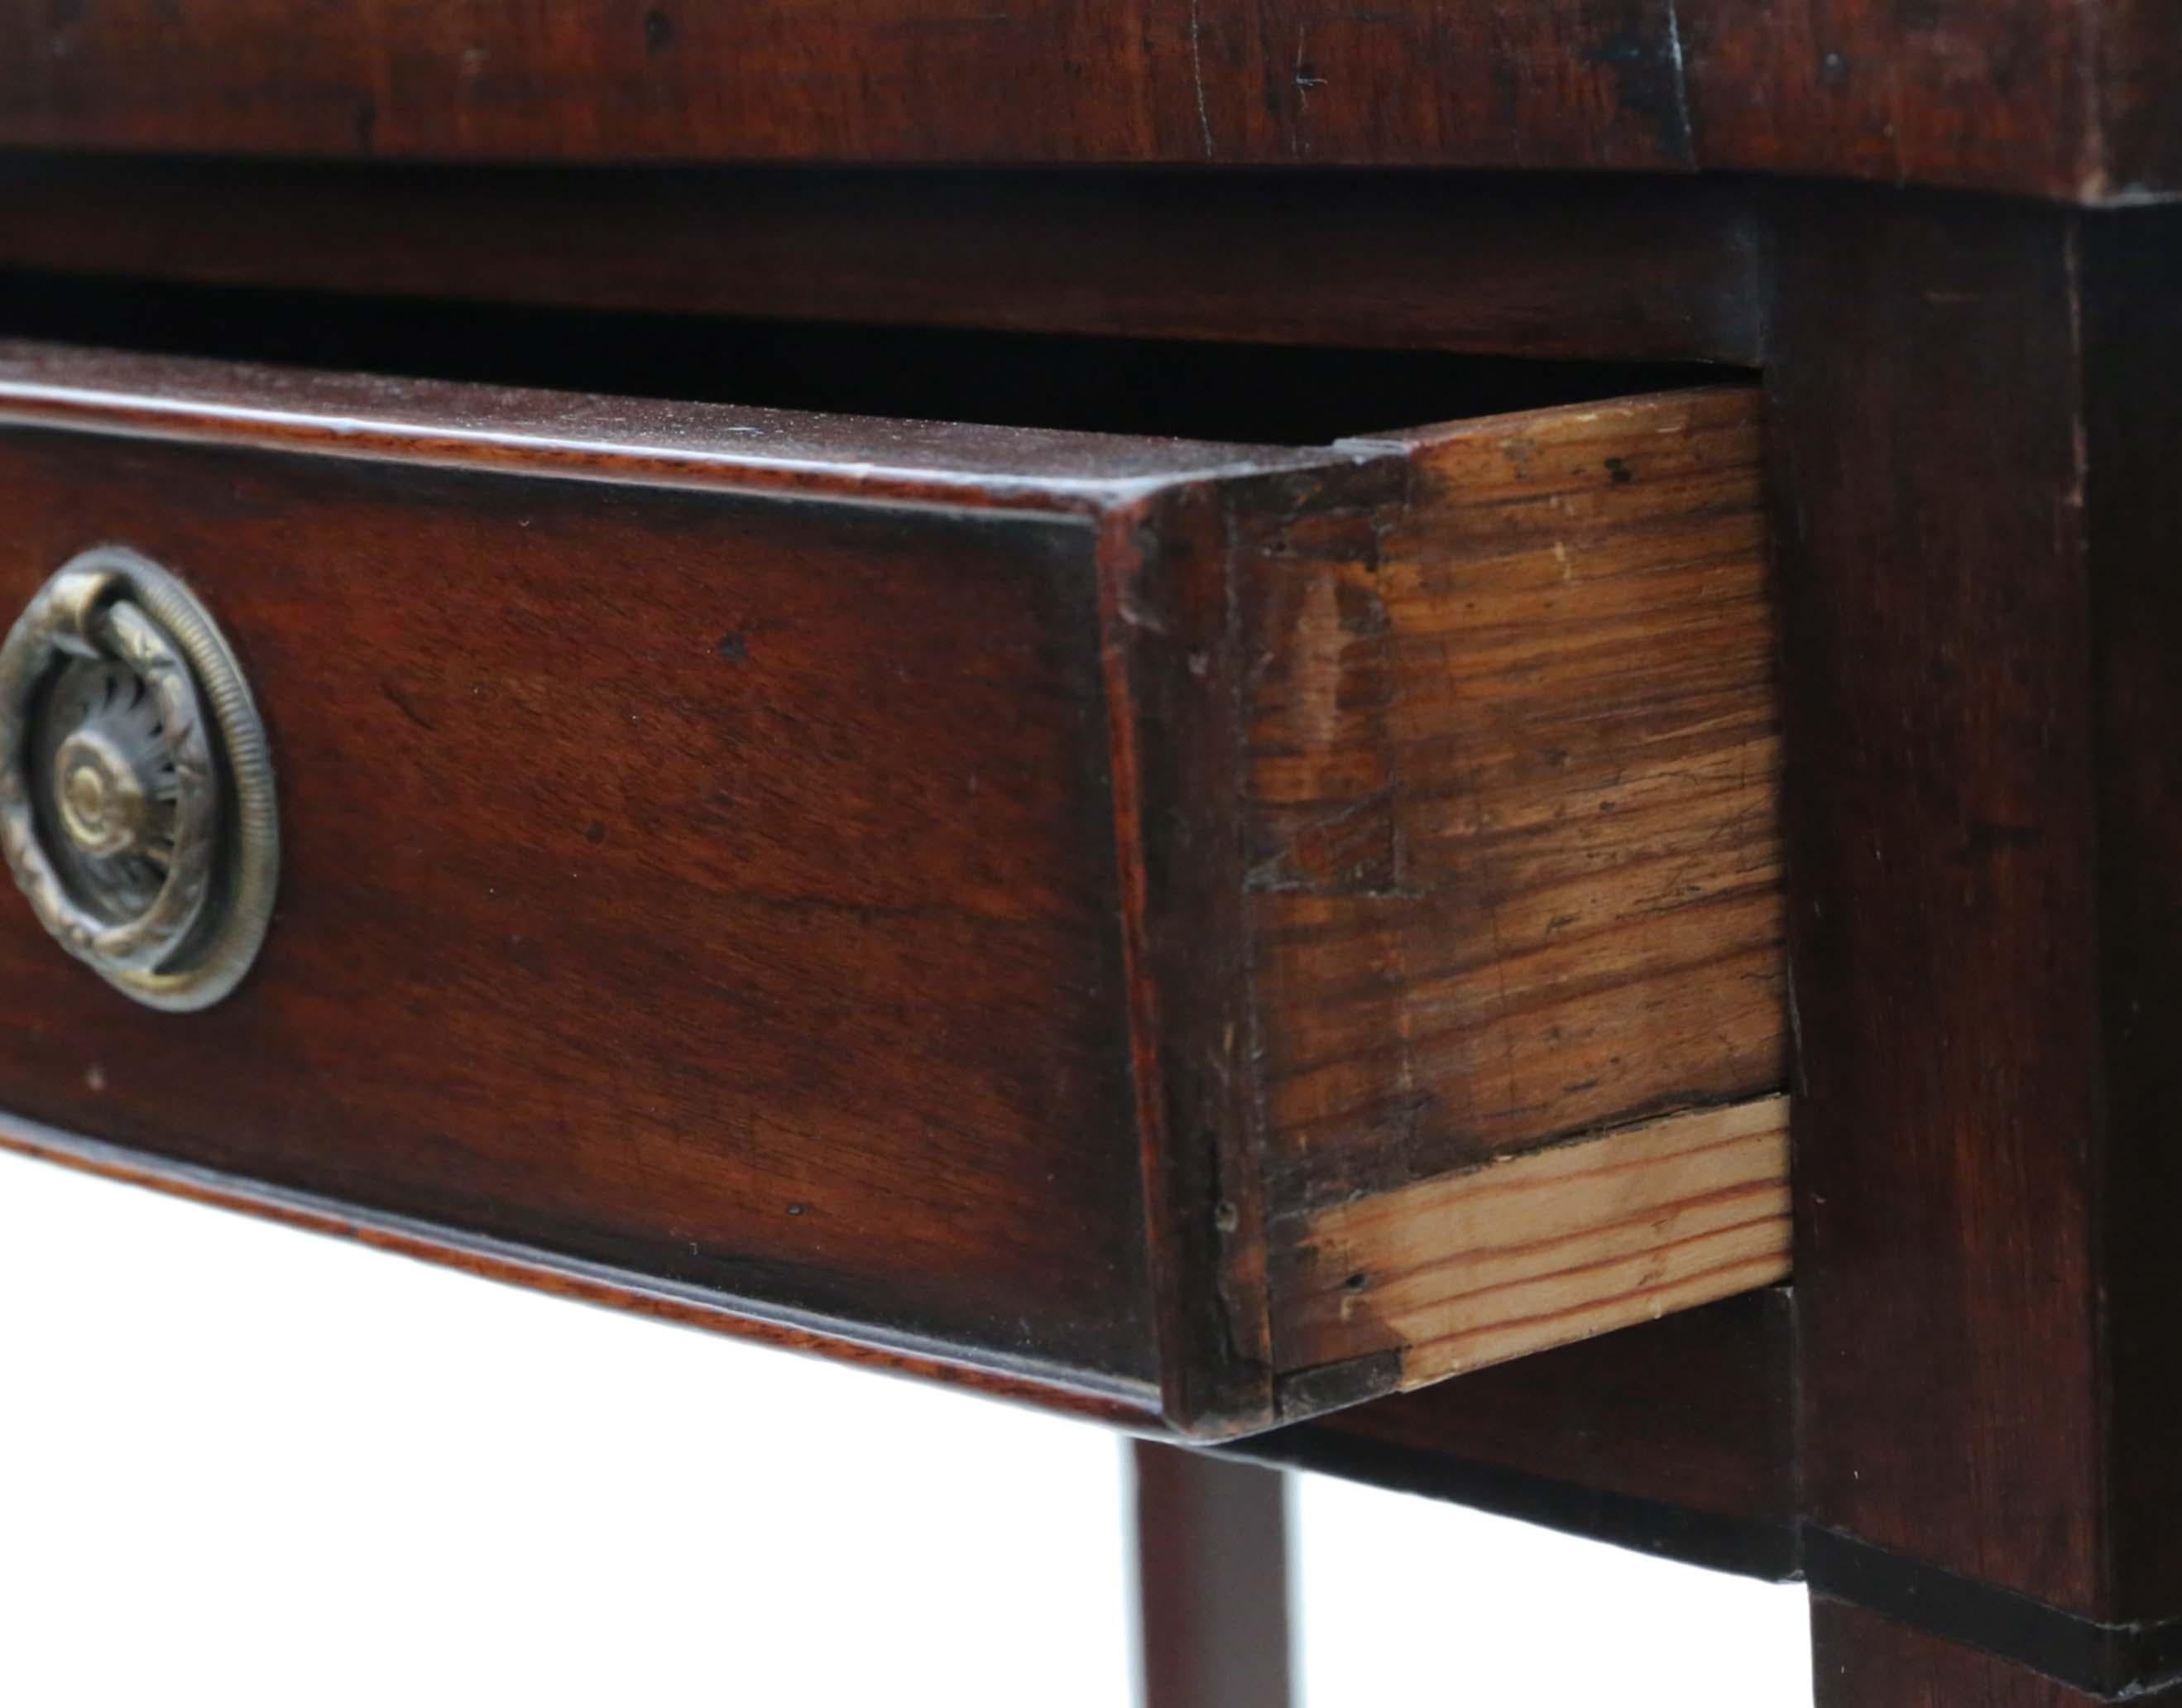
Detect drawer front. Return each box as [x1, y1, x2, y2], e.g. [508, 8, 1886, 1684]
[0, 399, 1159, 1401]
[0, 343, 1787, 1437]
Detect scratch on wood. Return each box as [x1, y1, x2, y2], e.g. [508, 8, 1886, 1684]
[1293, 26, 1326, 89]
[1187, 0, 1215, 158]
[1663, 0, 1695, 158]
[1290, 23, 1326, 161]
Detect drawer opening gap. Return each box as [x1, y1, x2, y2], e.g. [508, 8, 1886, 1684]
[0, 271, 1746, 449]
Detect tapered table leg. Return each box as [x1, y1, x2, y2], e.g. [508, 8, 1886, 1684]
[1128, 1440, 1292, 1708]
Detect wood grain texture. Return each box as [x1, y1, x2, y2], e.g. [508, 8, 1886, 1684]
[1767, 190, 2182, 1638]
[1080, 384, 1788, 1427]
[0, 161, 1767, 368]
[1770, 190, 2112, 1613]
[1245, 389, 1781, 1201]
[1280, 1098, 1787, 1391]
[0, 411, 1163, 1386]
[1810, 1600, 2182, 1708]
[1230, 387, 1786, 1408]
[0, 0, 2165, 199]
[0, 1111, 1163, 1428]
[0, 345, 1789, 1435]
[1102, 477, 1294, 1433]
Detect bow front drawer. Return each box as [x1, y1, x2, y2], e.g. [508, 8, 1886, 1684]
[0, 343, 1785, 1437]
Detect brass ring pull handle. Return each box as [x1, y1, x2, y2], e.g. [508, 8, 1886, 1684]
[0, 548, 278, 1010]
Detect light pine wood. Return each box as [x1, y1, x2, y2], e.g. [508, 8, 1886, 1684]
[1280, 1096, 1790, 1390]
[1234, 388, 1788, 1411]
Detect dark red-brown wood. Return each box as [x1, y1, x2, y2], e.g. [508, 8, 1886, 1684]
[1130, 1442, 1293, 1708]
[1812, 1600, 2182, 1708]
[1772, 187, 2105, 1615]
[1307, 1290, 1793, 1528]
[1772, 186, 2182, 1686]
[0, 415, 1163, 1390]
[2081, 204, 2182, 1633]
[0, 0, 2168, 201]
[0, 344, 1331, 1425]
[1228, 1289, 1797, 1579]
[0, 160, 1766, 368]
[2, 1116, 1161, 1427]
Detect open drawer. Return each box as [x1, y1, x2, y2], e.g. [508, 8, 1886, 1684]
[0, 340, 1785, 1438]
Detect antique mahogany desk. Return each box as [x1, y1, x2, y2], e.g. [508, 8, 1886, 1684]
[0, 7, 2176, 1703]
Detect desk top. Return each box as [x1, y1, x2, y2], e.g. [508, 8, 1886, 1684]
[0, 0, 2172, 204]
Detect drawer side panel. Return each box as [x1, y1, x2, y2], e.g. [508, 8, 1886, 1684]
[1234, 388, 1790, 1410]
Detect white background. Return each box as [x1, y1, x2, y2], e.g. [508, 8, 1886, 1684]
[0, 1146, 1812, 1706]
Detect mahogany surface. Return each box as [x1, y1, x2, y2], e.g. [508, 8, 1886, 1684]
[0, 161, 1767, 367]
[1812, 1601, 2182, 1708]
[0, 0, 2170, 201]
[1772, 190, 2104, 1614]
[2080, 206, 2182, 1629]
[0, 1114, 1160, 1427]
[0, 416, 1161, 1391]
[1765, 188, 2182, 1701]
